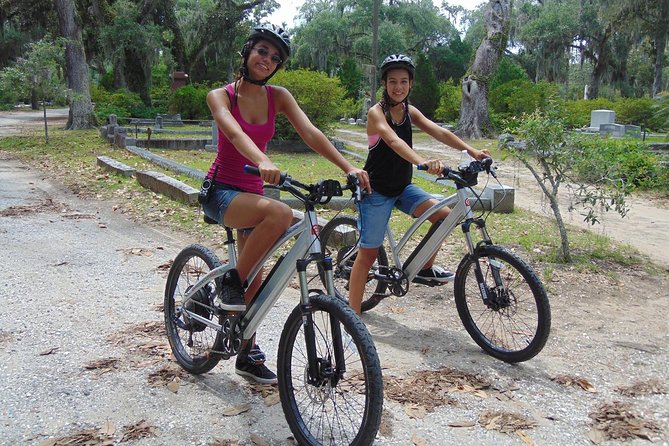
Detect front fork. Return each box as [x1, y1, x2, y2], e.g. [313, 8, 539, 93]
[297, 256, 345, 386]
[461, 218, 504, 303]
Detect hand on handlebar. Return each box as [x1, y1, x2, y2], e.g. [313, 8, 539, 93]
[421, 159, 444, 176]
[346, 167, 371, 194]
[257, 159, 282, 185]
[473, 148, 492, 161]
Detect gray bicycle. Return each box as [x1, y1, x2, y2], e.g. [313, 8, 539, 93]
[319, 158, 551, 363]
[164, 168, 383, 446]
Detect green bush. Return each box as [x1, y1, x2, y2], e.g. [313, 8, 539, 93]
[91, 86, 145, 120]
[557, 97, 661, 131]
[270, 69, 347, 140]
[168, 84, 211, 120]
[490, 79, 557, 116]
[568, 134, 666, 190]
[434, 81, 461, 124]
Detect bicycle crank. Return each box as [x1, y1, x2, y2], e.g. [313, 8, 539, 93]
[374, 266, 409, 297]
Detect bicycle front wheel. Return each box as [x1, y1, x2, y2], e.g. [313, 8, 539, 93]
[164, 244, 225, 374]
[319, 216, 389, 312]
[277, 294, 383, 446]
[454, 245, 551, 363]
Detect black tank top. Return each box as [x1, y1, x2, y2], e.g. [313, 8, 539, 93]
[364, 107, 413, 196]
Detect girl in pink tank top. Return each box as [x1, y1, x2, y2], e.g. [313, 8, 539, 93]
[201, 25, 370, 384]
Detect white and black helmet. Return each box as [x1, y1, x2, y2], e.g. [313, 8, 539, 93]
[380, 54, 415, 80]
[242, 24, 291, 63]
[240, 24, 291, 86]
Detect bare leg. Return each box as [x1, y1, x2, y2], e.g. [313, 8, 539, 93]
[348, 247, 379, 314]
[223, 193, 293, 285]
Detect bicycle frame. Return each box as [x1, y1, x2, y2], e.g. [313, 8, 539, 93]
[181, 206, 332, 341]
[341, 180, 492, 283]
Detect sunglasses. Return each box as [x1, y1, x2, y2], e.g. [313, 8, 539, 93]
[252, 46, 283, 65]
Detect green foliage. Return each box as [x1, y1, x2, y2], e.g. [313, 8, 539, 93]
[428, 36, 473, 82]
[0, 36, 65, 105]
[558, 98, 662, 130]
[91, 86, 155, 120]
[653, 93, 669, 130]
[337, 58, 363, 101]
[490, 79, 558, 116]
[490, 58, 529, 90]
[434, 81, 461, 123]
[270, 69, 347, 140]
[411, 53, 439, 120]
[568, 135, 667, 190]
[168, 84, 210, 120]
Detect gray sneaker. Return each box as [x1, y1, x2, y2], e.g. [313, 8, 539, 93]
[218, 269, 246, 312]
[235, 345, 277, 384]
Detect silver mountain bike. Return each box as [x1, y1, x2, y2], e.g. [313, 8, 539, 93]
[319, 158, 551, 363]
[164, 167, 383, 445]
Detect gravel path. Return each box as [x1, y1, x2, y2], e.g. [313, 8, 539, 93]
[0, 123, 667, 445]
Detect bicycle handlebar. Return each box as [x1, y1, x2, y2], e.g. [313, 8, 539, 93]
[417, 157, 496, 185]
[244, 164, 365, 205]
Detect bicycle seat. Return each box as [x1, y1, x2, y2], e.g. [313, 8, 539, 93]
[203, 214, 218, 225]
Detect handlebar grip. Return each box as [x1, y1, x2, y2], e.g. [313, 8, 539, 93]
[417, 164, 428, 171]
[244, 164, 287, 184]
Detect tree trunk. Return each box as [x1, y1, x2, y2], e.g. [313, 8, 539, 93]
[652, 0, 669, 97]
[457, 0, 511, 139]
[370, 0, 380, 104]
[54, 0, 96, 129]
[584, 22, 612, 100]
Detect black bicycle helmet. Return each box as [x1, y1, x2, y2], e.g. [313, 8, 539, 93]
[240, 24, 291, 85]
[380, 54, 415, 80]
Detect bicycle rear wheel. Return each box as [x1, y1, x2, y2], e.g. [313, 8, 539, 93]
[454, 245, 551, 363]
[319, 216, 389, 312]
[277, 294, 383, 446]
[164, 244, 225, 374]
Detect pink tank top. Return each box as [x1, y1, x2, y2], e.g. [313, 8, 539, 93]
[207, 83, 276, 194]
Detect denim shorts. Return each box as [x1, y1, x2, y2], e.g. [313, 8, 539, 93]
[202, 182, 256, 232]
[357, 184, 433, 249]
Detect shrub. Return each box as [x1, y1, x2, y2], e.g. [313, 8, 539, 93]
[168, 84, 211, 120]
[490, 79, 557, 116]
[91, 86, 145, 120]
[557, 97, 660, 131]
[434, 81, 461, 124]
[270, 69, 347, 140]
[568, 134, 664, 190]
[557, 98, 615, 129]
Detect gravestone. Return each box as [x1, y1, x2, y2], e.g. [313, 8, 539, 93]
[600, 123, 626, 138]
[624, 125, 641, 138]
[589, 110, 615, 131]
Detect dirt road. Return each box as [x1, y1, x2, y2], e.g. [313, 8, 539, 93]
[0, 108, 69, 137]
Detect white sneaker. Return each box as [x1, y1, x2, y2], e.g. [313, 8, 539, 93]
[415, 265, 455, 283]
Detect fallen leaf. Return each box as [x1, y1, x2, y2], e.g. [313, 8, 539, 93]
[249, 433, 269, 446]
[222, 403, 251, 417]
[405, 404, 428, 419]
[411, 433, 427, 446]
[167, 377, 180, 393]
[39, 347, 59, 356]
[264, 393, 281, 406]
[36, 440, 56, 446]
[100, 420, 115, 437]
[516, 429, 534, 445]
[448, 420, 476, 428]
[586, 429, 605, 444]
